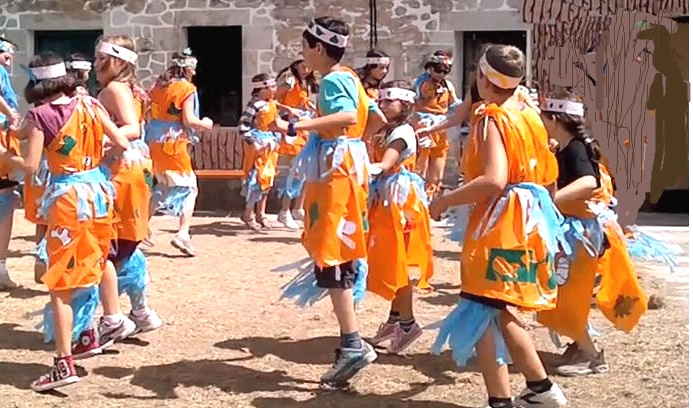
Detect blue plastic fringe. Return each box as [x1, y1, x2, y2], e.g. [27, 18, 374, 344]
[39, 285, 100, 344]
[33, 235, 48, 264]
[431, 298, 511, 367]
[116, 248, 148, 307]
[626, 225, 683, 272]
[152, 185, 193, 217]
[279, 259, 368, 308]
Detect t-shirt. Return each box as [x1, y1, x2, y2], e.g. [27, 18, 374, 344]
[555, 138, 600, 189]
[385, 123, 417, 161]
[25, 98, 80, 147]
[0, 65, 18, 124]
[319, 70, 378, 115]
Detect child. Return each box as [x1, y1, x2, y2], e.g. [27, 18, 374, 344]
[1, 52, 130, 391]
[94, 36, 162, 334]
[0, 34, 20, 290]
[146, 48, 214, 256]
[429, 44, 567, 408]
[274, 16, 378, 387]
[238, 73, 281, 231]
[65, 53, 92, 96]
[357, 49, 390, 100]
[537, 87, 647, 377]
[367, 80, 433, 354]
[412, 50, 460, 199]
[275, 59, 318, 228]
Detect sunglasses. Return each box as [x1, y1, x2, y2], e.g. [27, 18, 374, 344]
[432, 65, 450, 74]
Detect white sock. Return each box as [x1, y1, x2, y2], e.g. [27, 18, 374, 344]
[0, 260, 8, 276]
[178, 231, 190, 240]
[102, 313, 124, 326]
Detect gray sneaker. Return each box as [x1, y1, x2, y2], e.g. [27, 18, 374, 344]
[320, 340, 378, 385]
[171, 235, 196, 257]
[371, 322, 398, 346]
[387, 323, 423, 354]
[556, 349, 609, 377]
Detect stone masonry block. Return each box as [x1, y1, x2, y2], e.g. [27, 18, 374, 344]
[440, 10, 529, 31]
[242, 25, 273, 50]
[174, 9, 250, 26]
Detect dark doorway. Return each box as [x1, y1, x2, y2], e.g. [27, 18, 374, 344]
[187, 26, 242, 126]
[462, 31, 527, 94]
[34, 30, 103, 94]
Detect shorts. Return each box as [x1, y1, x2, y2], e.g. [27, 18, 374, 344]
[314, 261, 357, 289]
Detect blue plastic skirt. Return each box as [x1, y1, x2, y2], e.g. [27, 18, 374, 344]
[38, 285, 100, 343]
[278, 258, 368, 307]
[626, 225, 683, 272]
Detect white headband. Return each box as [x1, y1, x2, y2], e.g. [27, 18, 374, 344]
[252, 78, 276, 88]
[478, 53, 523, 90]
[97, 41, 138, 64]
[0, 39, 15, 54]
[31, 63, 67, 80]
[173, 56, 198, 69]
[429, 54, 452, 65]
[66, 60, 92, 71]
[306, 19, 349, 49]
[542, 98, 585, 117]
[378, 87, 416, 104]
[366, 57, 390, 65]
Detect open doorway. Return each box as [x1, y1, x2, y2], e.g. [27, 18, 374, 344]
[461, 31, 527, 95]
[187, 26, 242, 126]
[34, 30, 103, 94]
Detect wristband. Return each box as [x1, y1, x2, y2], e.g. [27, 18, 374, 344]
[288, 122, 296, 136]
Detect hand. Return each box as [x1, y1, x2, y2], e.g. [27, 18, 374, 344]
[429, 193, 449, 221]
[10, 112, 20, 128]
[416, 127, 432, 138]
[200, 117, 214, 130]
[273, 118, 289, 133]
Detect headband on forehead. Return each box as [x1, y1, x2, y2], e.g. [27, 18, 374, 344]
[0, 37, 15, 54]
[306, 19, 349, 49]
[366, 56, 389, 65]
[173, 56, 198, 69]
[541, 98, 585, 117]
[66, 60, 92, 71]
[378, 87, 416, 104]
[429, 54, 452, 65]
[478, 53, 523, 90]
[97, 41, 138, 64]
[23, 62, 67, 81]
[252, 78, 276, 88]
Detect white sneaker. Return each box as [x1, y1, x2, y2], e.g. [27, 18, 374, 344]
[291, 209, 305, 221]
[278, 210, 300, 230]
[0, 272, 18, 290]
[129, 309, 163, 334]
[98, 315, 138, 349]
[517, 383, 568, 407]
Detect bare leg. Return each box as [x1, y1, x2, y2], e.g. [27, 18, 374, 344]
[477, 326, 513, 398]
[329, 288, 358, 334]
[500, 309, 548, 382]
[178, 188, 197, 238]
[391, 282, 414, 320]
[51, 290, 74, 357]
[99, 261, 121, 316]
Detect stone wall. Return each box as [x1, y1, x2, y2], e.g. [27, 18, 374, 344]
[0, 0, 528, 110]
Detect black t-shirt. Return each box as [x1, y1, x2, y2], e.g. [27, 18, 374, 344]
[555, 138, 600, 189]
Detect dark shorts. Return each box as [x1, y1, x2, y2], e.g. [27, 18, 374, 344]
[314, 261, 357, 289]
[108, 239, 140, 264]
[460, 292, 510, 310]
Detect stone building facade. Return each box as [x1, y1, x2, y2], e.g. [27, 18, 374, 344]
[0, 0, 531, 112]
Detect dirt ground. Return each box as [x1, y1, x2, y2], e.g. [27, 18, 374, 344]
[0, 211, 688, 408]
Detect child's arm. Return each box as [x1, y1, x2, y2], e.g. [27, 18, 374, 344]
[181, 93, 213, 131]
[363, 100, 387, 142]
[418, 88, 472, 137]
[0, 116, 44, 173]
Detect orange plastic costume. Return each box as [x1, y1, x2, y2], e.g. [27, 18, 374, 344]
[367, 125, 433, 300]
[277, 77, 310, 156]
[23, 159, 48, 225]
[38, 97, 114, 292]
[459, 101, 560, 310]
[296, 68, 371, 268]
[106, 94, 152, 243]
[242, 99, 280, 205]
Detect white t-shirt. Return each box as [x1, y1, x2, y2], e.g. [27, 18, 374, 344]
[385, 123, 417, 162]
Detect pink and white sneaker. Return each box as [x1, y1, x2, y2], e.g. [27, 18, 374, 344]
[371, 322, 399, 346]
[387, 323, 423, 354]
[30, 356, 79, 392]
[72, 328, 103, 360]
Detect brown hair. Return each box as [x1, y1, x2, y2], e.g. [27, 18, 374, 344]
[66, 52, 90, 88]
[480, 44, 525, 93]
[97, 36, 138, 87]
[251, 73, 274, 96]
[157, 49, 197, 86]
[24, 52, 76, 105]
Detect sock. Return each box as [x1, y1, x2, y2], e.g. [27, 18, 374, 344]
[526, 378, 553, 394]
[488, 397, 513, 408]
[0, 259, 7, 275]
[399, 318, 416, 332]
[178, 231, 190, 240]
[102, 313, 124, 326]
[340, 331, 362, 349]
[387, 310, 400, 324]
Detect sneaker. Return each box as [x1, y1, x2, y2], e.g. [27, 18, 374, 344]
[517, 383, 568, 407]
[30, 356, 79, 392]
[388, 323, 423, 354]
[0, 272, 18, 290]
[170, 235, 196, 257]
[291, 209, 305, 221]
[98, 315, 138, 349]
[278, 210, 300, 230]
[256, 215, 272, 230]
[320, 340, 378, 385]
[72, 328, 103, 360]
[559, 342, 581, 364]
[241, 215, 262, 232]
[556, 350, 609, 377]
[371, 322, 399, 346]
[129, 309, 163, 334]
[142, 230, 155, 247]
